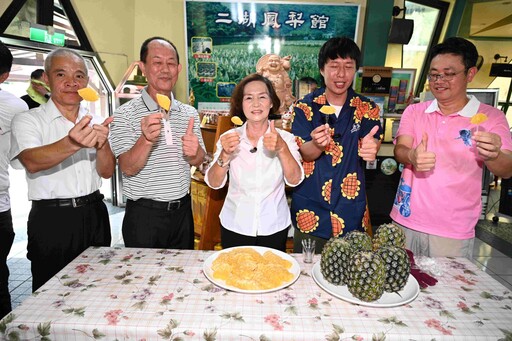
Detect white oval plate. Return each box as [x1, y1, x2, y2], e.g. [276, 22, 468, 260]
[203, 246, 300, 294]
[312, 261, 420, 307]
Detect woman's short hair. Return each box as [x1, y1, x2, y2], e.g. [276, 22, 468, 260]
[229, 73, 281, 122]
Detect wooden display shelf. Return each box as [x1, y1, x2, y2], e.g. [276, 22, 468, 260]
[192, 116, 233, 250]
[191, 173, 227, 250]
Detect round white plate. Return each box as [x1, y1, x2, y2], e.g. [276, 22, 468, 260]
[203, 246, 300, 294]
[311, 261, 419, 307]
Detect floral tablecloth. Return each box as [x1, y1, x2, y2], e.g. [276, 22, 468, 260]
[1, 247, 511, 340]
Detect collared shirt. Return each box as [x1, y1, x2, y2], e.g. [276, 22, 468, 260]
[291, 87, 383, 239]
[0, 89, 29, 211]
[110, 88, 205, 201]
[9, 99, 102, 200]
[204, 122, 304, 236]
[390, 96, 512, 239]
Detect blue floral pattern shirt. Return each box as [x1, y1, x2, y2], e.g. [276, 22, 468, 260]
[291, 87, 382, 239]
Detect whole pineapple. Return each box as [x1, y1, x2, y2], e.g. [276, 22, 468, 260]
[375, 246, 410, 292]
[343, 230, 372, 252]
[347, 251, 386, 302]
[372, 223, 406, 250]
[320, 237, 354, 285]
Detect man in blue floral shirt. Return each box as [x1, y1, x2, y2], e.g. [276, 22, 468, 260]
[291, 37, 382, 253]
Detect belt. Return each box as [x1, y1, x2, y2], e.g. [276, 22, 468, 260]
[32, 190, 104, 208]
[129, 194, 190, 211]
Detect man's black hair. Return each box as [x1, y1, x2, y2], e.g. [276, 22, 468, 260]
[30, 69, 44, 80]
[429, 37, 478, 70]
[318, 37, 361, 70]
[0, 40, 13, 75]
[140, 37, 179, 64]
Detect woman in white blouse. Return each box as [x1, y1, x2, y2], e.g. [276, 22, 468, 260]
[205, 73, 304, 252]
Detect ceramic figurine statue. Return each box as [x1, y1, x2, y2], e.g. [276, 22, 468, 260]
[256, 54, 296, 116]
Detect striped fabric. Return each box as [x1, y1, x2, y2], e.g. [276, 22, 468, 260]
[110, 89, 205, 201]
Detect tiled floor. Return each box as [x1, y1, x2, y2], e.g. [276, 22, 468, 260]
[7, 197, 126, 310]
[5, 168, 512, 311]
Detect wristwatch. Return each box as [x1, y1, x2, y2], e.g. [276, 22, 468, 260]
[216, 157, 229, 168]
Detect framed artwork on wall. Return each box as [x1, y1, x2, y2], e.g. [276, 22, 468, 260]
[353, 68, 416, 113]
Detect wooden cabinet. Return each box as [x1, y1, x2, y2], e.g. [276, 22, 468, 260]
[192, 116, 232, 250]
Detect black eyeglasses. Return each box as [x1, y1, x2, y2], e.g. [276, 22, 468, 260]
[427, 69, 467, 82]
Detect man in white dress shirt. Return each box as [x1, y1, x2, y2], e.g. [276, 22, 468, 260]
[10, 48, 115, 292]
[0, 40, 29, 319]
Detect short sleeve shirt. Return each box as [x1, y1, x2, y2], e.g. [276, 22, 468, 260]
[390, 96, 512, 239]
[109, 88, 205, 201]
[0, 89, 28, 210]
[291, 87, 383, 239]
[10, 100, 102, 200]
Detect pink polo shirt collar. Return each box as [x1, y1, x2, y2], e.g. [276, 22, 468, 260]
[425, 95, 480, 117]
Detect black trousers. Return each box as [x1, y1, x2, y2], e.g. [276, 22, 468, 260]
[0, 209, 14, 319]
[27, 199, 111, 292]
[220, 225, 289, 253]
[122, 196, 195, 249]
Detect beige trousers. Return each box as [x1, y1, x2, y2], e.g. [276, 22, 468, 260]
[394, 221, 474, 259]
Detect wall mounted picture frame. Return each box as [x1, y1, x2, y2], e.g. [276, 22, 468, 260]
[353, 68, 416, 113]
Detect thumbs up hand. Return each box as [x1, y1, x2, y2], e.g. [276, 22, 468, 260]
[182, 117, 200, 157]
[359, 125, 380, 161]
[263, 120, 285, 154]
[409, 132, 436, 171]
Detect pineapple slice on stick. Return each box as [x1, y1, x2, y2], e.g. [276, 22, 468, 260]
[77, 87, 100, 102]
[231, 116, 243, 127]
[319, 105, 336, 125]
[156, 93, 171, 120]
[470, 112, 488, 132]
[77, 87, 103, 125]
[156, 94, 173, 145]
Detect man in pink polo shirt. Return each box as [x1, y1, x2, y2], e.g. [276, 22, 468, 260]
[390, 37, 512, 258]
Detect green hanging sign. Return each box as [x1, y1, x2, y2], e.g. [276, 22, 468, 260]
[29, 26, 65, 46]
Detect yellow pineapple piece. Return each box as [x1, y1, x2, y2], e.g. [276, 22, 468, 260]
[77, 87, 100, 101]
[231, 116, 243, 126]
[471, 113, 488, 125]
[319, 105, 336, 115]
[156, 93, 171, 111]
[263, 251, 292, 269]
